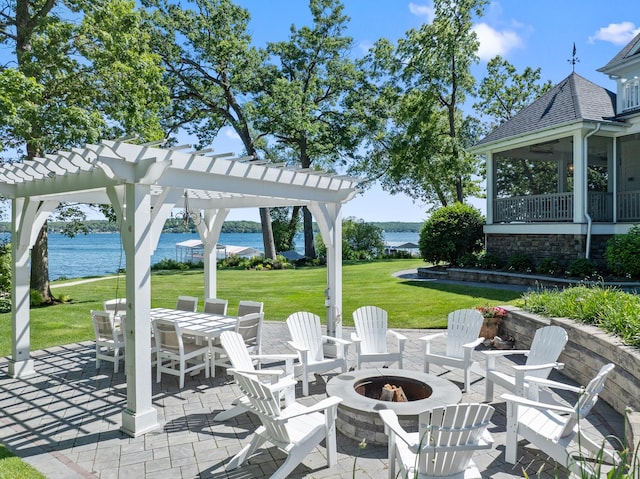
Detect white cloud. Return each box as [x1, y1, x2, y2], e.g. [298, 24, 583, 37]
[473, 22, 522, 60]
[588, 22, 640, 45]
[223, 128, 240, 140]
[408, 2, 435, 23]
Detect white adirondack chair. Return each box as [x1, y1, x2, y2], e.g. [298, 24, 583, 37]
[351, 306, 407, 369]
[503, 363, 619, 476]
[379, 403, 495, 479]
[213, 330, 297, 422]
[226, 369, 342, 479]
[420, 309, 485, 392]
[286, 311, 351, 396]
[483, 325, 568, 401]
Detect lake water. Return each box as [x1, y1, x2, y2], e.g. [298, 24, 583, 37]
[0, 231, 419, 280]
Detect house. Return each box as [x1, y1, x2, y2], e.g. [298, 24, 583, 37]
[470, 32, 640, 268]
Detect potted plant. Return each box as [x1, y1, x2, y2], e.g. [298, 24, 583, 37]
[476, 306, 507, 340]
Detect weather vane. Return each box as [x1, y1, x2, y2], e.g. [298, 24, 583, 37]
[568, 42, 579, 72]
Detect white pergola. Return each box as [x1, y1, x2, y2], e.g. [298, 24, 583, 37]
[0, 139, 359, 436]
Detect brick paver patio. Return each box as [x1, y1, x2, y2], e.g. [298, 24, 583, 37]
[0, 322, 624, 478]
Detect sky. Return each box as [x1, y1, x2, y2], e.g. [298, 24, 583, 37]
[201, 0, 640, 223]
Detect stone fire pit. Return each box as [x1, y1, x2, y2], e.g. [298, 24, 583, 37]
[326, 368, 462, 444]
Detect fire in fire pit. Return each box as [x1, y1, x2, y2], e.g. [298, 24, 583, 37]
[354, 376, 432, 402]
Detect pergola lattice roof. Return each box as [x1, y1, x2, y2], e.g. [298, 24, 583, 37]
[0, 139, 359, 207]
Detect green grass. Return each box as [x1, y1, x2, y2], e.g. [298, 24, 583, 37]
[0, 445, 45, 479]
[0, 259, 522, 357]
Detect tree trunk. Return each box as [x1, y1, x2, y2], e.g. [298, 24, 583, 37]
[30, 222, 54, 303]
[259, 207, 277, 259]
[303, 207, 315, 259]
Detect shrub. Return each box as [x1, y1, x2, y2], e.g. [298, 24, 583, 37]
[535, 257, 563, 276]
[457, 253, 478, 268]
[567, 258, 597, 278]
[0, 292, 10, 313]
[605, 225, 640, 278]
[0, 241, 10, 293]
[418, 204, 484, 266]
[30, 289, 44, 307]
[316, 218, 385, 261]
[476, 252, 504, 269]
[507, 253, 533, 273]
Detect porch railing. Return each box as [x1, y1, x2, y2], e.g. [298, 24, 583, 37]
[494, 191, 640, 223]
[494, 193, 573, 223]
[618, 190, 640, 221]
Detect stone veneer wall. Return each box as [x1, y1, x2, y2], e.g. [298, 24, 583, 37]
[486, 233, 613, 269]
[501, 306, 640, 456]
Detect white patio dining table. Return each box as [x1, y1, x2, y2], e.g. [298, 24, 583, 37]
[150, 307, 239, 375]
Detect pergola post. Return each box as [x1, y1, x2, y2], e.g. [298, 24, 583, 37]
[120, 183, 158, 436]
[309, 202, 343, 339]
[198, 208, 229, 299]
[9, 197, 58, 378]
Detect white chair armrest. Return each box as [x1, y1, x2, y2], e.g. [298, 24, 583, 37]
[501, 393, 575, 415]
[523, 374, 581, 393]
[511, 362, 564, 373]
[322, 335, 351, 346]
[350, 332, 362, 343]
[287, 340, 309, 353]
[462, 337, 485, 349]
[419, 332, 446, 343]
[378, 409, 416, 450]
[482, 349, 530, 358]
[388, 329, 408, 342]
[277, 396, 343, 421]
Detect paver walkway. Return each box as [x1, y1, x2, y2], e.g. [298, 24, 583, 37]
[0, 321, 624, 478]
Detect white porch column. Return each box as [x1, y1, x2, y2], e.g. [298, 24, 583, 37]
[198, 208, 229, 299]
[120, 183, 158, 436]
[309, 203, 343, 339]
[572, 131, 586, 223]
[486, 152, 494, 224]
[9, 198, 58, 378]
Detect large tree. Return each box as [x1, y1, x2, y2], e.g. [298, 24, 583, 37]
[351, 0, 487, 208]
[0, 0, 167, 302]
[474, 56, 554, 198]
[143, 0, 277, 259]
[256, 0, 365, 258]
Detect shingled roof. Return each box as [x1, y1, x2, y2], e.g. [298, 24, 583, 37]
[475, 72, 616, 147]
[597, 31, 640, 73]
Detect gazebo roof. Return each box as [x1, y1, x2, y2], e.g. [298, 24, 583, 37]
[0, 139, 359, 207]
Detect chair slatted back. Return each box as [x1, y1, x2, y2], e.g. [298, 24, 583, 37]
[417, 403, 495, 476]
[353, 306, 388, 354]
[237, 300, 263, 317]
[286, 312, 324, 362]
[524, 325, 568, 380]
[103, 298, 126, 317]
[176, 295, 198, 312]
[236, 312, 263, 354]
[92, 311, 117, 341]
[204, 298, 228, 315]
[220, 331, 255, 371]
[153, 318, 183, 351]
[445, 309, 484, 359]
[231, 369, 290, 444]
[558, 363, 614, 440]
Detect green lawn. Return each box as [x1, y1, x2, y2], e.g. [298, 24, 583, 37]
[0, 445, 45, 479]
[0, 259, 522, 357]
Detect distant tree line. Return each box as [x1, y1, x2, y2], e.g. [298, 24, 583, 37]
[0, 220, 422, 235]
